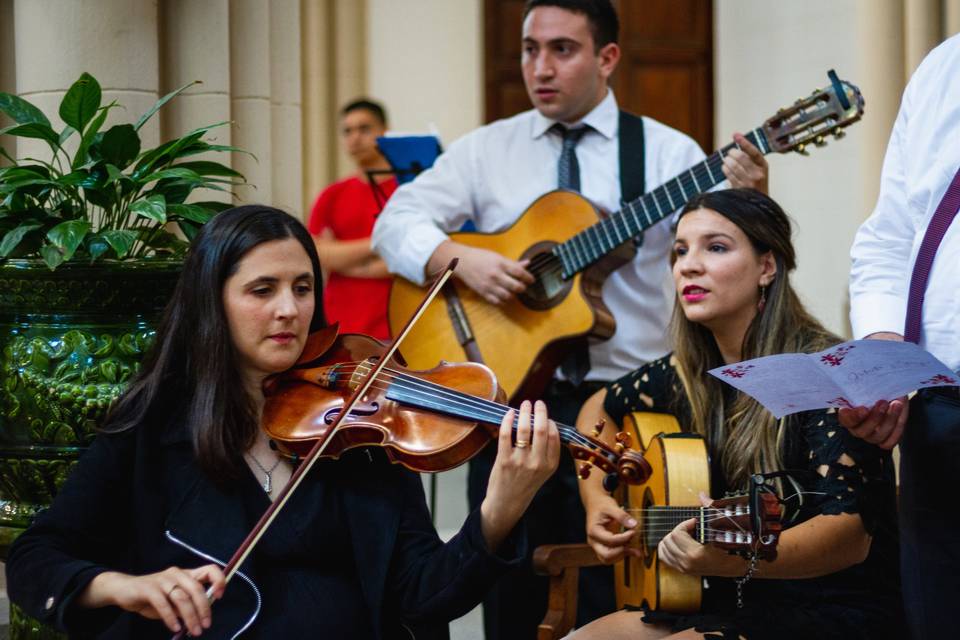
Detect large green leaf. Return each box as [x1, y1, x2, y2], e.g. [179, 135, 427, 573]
[39, 244, 65, 270]
[134, 80, 200, 131]
[167, 203, 215, 224]
[131, 131, 204, 179]
[99, 229, 138, 258]
[138, 167, 203, 184]
[59, 73, 102, 132]
[0, 122, 60, 147]
[170, 160, 244, 179]
[0, 93, 51, 127]
[73, 102, 115, 169]
[58, 125, 77, 146]
[129, 195, 167, 224]
[100, 124, 141, 169]
[47, 219, 91, 261]
[0, 223, 43, 257]
[178, 219, 200, 241]
[86, 234, 110, 260]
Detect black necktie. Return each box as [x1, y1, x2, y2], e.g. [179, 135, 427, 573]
[555, 125, 591, 386]
[556, 125, 588, 192]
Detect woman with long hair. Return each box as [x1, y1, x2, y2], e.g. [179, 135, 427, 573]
[6, 205, 560, 639]
[573, 189, 903, 639]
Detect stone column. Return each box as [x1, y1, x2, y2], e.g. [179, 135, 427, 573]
[270, 0, 303, 216]
[229, 0, 272, 205]
[0, 0, 15, 165]
[333, 0, 367, 177]
[12, 0, 160, 160]
[301, 0, 334, 220]
[160, 0, 233, 204]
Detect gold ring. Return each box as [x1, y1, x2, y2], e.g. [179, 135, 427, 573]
[515, 440, 529, 448]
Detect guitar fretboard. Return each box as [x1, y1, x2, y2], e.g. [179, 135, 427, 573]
[553, 127, 771, 278]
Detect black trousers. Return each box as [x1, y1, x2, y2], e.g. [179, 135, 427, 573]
[468, 380, 616, 640]
[899, 387, 960, 639]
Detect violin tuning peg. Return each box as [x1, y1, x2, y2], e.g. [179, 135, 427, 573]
[577, 464, 592, 480]
[615, 431, 633, 449]
[591, 419, 606, 438]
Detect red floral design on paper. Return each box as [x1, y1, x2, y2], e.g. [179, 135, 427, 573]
[922, 374, 957, 385]
[720, 364, 755, 379]
[826, 396, 853, 409]
[820, 344, 855, 367]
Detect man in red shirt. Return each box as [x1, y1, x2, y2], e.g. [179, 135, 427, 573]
[309, 99, 397, 340]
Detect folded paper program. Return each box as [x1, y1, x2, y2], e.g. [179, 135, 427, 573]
[709, 339, 958, 418]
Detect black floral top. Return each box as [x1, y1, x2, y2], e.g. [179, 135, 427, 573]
[603, 354, 905, 640]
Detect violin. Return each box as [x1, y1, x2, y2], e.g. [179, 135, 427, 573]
[261, 323, 651, 490]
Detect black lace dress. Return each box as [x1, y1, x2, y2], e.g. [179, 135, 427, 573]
[603, 355, 905, 640]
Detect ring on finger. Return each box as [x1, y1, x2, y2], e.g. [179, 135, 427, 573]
[167, 585, 180, 597]
[515, 439, 529, 448]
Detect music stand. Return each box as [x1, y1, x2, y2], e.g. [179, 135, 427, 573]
[366, 135, 442, 211]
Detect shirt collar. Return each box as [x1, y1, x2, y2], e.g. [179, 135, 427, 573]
[530, 89, 618, 140]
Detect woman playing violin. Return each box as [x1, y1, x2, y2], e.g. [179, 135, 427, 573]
[7, 205, 561, 639]
[573, 190, 903, 639]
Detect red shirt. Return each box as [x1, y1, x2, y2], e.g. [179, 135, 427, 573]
[308, 176, 397, 340]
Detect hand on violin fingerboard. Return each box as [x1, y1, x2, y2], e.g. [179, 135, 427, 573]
[480, 400, 561, 551]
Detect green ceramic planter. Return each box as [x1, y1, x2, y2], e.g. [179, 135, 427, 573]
[0, 259, 181, 637]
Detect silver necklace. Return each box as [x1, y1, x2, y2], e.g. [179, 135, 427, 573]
[247, 451, 282, 494]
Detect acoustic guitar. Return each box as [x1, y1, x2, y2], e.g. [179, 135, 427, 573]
[388, 73, 865, 403]
[614, 412, 781, 613]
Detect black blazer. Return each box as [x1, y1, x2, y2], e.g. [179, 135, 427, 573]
[7, 412, 524, 639]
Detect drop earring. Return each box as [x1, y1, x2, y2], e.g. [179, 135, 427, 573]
[758, 284, 767, 313]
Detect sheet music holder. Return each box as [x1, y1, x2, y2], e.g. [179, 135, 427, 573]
[366, 135, 442, 211]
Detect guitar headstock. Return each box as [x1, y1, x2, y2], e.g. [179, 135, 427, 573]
[699, 493, 782, 560]
[763, 71, 864, 156]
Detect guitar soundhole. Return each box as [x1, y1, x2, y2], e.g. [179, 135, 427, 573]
[517, 242, 573, 310]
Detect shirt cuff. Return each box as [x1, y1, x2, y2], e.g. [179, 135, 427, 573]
[377, 224, 450, 286]
[850, 292, 907, 339]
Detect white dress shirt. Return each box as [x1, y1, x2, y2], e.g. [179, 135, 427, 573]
[850, 34, 960, 371]
[372, 91, 705, 381]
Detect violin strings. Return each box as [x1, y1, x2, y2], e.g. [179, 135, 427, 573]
[324, 361, 606, 453]
[320, 361, 591, 445]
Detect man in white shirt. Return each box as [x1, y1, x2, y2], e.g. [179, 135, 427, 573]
[372, 1, 767, 636]
[844, 34, 960, 638]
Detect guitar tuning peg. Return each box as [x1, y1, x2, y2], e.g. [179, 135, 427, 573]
[796, 143, 809, 156]
[814, 135, 826, 147]
[577, 463, 592, 480]
[833, 127, 846, 139]
[591, 419, 606, 438]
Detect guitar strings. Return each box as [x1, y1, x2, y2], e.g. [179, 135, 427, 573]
[525, 146, 745, 279]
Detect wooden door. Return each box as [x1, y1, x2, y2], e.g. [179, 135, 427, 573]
[484, 0, 714, 151]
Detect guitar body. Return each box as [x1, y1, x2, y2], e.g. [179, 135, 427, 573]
[615, 413, 710, 614]
[388, 190, 634, 402]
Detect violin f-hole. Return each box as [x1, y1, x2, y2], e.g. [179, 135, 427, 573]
[322, 401, 381, 425]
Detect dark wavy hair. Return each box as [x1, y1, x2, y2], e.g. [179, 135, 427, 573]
[523, 0, 619, 49]
[103, 205, 325, 484]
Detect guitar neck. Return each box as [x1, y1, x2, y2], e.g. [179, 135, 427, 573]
[554, 127, 771, 278]
[642, 505, 707, 549]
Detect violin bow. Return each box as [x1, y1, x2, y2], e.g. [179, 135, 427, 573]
[171, 259, 459, 638]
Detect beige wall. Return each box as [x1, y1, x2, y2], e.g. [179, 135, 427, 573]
[366, 0, 483, 147]
[715, 0, 903, 337]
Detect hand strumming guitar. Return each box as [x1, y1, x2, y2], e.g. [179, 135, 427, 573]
[427, 240, 534, 305]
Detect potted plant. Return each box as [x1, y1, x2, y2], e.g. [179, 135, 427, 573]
[0, 72, 246, 638]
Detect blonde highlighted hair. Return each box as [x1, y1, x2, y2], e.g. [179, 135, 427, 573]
[670, 189, 837, 491]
